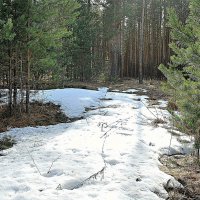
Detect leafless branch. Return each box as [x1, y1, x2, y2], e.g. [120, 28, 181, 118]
[47, 155, 61, 174]
[25, 146, 42, 176]
[69, 166, 106, 190]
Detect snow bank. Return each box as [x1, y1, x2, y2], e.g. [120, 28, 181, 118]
[31, 87, 108, 118]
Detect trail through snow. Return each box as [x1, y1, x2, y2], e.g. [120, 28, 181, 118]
[0, 88, 191, 200]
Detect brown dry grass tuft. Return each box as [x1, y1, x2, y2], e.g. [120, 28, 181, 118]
[167, 101, 178, 111]
[0, 101, 70, 134]
[152, 118, 166, 126]
[60, 79, 167, 101]
[160, 155, 200, 199]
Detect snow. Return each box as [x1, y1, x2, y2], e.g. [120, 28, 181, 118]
[31, 87, 108, 118]
[122, 89, 139, 93]
[0, 88, 192, 200]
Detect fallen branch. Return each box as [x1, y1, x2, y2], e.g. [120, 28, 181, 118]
[25, 145, 42, 176]
[69, 166, 106, 190]
[100, 119, 123, 138]
[140, 99, 158, 119]
[47, 155, 61, 174]
[98, 122, 108, 132]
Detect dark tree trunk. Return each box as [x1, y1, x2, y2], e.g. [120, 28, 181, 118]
[139, 0, 145, 84]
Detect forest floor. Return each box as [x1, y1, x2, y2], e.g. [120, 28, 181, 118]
[160, 154, 200, 199]
[63, 79, 167, 100]
[0, 79, 199, 199]
[0, 102, 70, 134]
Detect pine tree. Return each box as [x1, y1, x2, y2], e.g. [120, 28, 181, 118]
[0, 0, 79, 115]
[159, 0, 200, 159]
[67, 0, 102, 81]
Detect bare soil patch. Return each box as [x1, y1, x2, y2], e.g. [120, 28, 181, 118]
[160, 155, 200, 199]
[85, 104, 118, 112]
[63, 79, 167, 101]
[0, 136, 16, 155]
[108, 79, 167, 100]
[0, 101, 70, 134]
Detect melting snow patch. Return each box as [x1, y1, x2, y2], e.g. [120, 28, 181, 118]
[122, 89, 138, 93]
[0, 88, 193, 200]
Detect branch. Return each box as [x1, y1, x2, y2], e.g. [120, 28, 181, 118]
[25, 146, 42, 176]
[47, 155, 61, 174]
[69, 166, 106, 190]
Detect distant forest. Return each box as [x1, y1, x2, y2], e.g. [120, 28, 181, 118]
[0, 0, 189, 89]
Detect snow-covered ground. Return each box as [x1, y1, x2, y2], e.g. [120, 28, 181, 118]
[0, 88, 192, 200]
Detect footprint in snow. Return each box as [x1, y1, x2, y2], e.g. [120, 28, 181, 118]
[107, 159, 121, 166]
[88, 193, 98, 198]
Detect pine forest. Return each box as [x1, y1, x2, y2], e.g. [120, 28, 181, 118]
[0, 0, 199, 199]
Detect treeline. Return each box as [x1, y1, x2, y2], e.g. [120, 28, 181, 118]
[0, 0, 189, 115]
[68, 0, 189, 81]
[63, 0, 189, 82]
[0, 0, 79, 115]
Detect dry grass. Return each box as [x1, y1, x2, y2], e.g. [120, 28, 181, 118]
[160, 154, 200, 199]
[85, 104, 118, 112]
[152, 118, 166, 126]
[0, 136, 16, 151]
[0, 101, 70, 133]
[62, 79, 167, 101]
[167, 101, 178, 111]
[0, 79, 165, 133]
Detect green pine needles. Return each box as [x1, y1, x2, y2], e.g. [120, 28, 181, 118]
[159, 0, 200, 159]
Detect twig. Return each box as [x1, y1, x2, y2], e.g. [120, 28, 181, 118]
[70, 166, 106, 190]
[84, 116, 89, 125]
[100, 119, 123, 138]
[100, 127, 113, 138]
[140, 99, 158, 119]
[56, 184, 62, 190]
[98, 122, 108, 132]
[159, 108, 167, 121]
[102, 135, 109, 154]
[47, 155, 61, 174]
[139, 112, 152, 120]
[168, 133, 173, 157]
[25, 146, 42, 176]
[154, 105, 159, 119]
[167, 90, 176, 159]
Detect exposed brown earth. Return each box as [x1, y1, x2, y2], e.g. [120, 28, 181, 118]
[0, 101, 70, 134]
[160, 155, 200, 199]
[63, 79, 167, 100]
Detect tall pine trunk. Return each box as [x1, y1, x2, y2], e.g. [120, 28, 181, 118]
[139, 0, 145, 84]
[26, 48, 31, 114]
[26, 3, 31, 114]
[8, 45, 13, 116]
